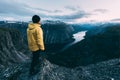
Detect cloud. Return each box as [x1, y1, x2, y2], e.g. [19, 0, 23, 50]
[53, 10, 63, 13]
[94, 9, 108, 13]
[23, 3, 63, 13]
[0, 0, 63, 19]
[111, 18, 120, 21]
[0, 0, 91, 22]
[51, 10, 91, 19]
[34, 8, 63, 13]
[0, 0, 51, 20]
[65, 6, 80, 11]
[0, 0, 34, 16]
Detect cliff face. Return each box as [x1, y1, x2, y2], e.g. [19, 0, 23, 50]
[42, 21, 74, 52]
[0, 28, 29, 68]
[42, 21, 74, 44]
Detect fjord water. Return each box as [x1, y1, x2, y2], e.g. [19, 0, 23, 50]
[60, 31, 87, 52]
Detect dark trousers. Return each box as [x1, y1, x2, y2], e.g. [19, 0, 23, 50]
[29, 50, 41, 75]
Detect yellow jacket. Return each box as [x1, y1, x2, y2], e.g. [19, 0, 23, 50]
[27, 23, 45, 51]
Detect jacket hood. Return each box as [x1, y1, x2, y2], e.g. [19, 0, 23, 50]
[28, 23, 41, 30]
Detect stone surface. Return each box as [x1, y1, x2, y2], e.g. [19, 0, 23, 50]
[0, 28, 29, 68]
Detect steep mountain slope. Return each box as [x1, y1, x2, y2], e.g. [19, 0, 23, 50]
[42, 20, 74, 52]
[0, 28, 29, 68]
[48, 25, 120, 67]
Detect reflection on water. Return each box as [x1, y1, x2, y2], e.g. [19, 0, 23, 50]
[60, 31, 87, 52]
[73, 31, 87, 44]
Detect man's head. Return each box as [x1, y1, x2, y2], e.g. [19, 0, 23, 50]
[32, 15, 41, 23]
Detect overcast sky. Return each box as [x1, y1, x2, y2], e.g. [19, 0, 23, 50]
[0, 0, 120, 23]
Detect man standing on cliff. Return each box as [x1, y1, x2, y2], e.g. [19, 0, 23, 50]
[27, 15, 45, 76]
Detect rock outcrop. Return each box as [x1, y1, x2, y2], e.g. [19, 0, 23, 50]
[0, 28, 29, 68]
[1, 58, 120, 80]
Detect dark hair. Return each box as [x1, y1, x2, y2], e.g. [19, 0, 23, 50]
[32, 15, 41, 23]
